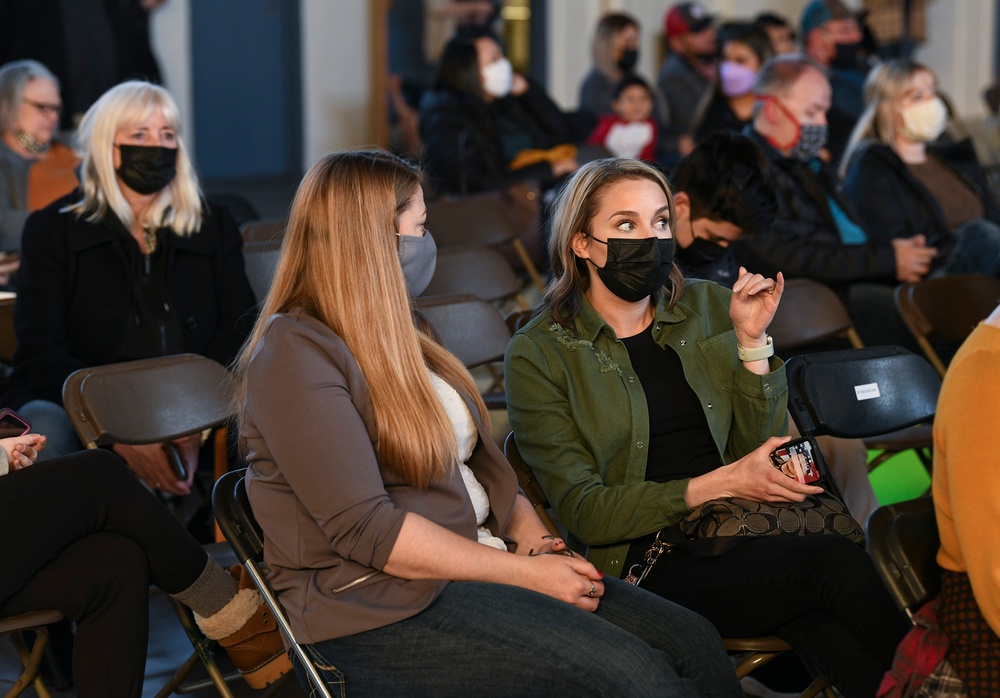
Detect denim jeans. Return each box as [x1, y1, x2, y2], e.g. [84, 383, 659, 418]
[931, 218, 1000, 277]
[17, 399, 82, 461]
[294, 575, 743, 697]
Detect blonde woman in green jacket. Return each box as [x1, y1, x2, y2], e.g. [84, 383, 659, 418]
[504, 158, 909, 698]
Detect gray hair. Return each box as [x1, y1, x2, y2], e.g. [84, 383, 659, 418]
[0, 60, 60, 134]
[752, 53, 827, 118]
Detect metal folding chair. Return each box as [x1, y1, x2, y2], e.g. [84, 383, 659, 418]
[212, 470, 333, 698]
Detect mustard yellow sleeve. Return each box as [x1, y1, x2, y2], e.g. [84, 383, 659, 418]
[933, 327, 1000, 636]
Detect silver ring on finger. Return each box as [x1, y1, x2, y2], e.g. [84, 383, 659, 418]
[588, 583, 596, 597]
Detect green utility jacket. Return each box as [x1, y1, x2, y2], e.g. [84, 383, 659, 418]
[505, 279, 788, 578]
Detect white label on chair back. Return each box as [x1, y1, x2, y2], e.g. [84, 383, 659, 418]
[854, 383, 881, 400]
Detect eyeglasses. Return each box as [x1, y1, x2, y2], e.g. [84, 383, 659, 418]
[23, 98, 63, 117]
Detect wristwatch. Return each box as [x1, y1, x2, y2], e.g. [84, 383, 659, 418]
[737, 335, 774, 362]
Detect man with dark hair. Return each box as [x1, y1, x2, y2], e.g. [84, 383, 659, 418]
[670, 131, 777, 285]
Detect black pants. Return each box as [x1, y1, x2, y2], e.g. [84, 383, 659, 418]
[0, 449, 210, 698]
[634, 535, 909, 698]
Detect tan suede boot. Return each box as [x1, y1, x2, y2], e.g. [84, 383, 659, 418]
[196, 565, 293, 689]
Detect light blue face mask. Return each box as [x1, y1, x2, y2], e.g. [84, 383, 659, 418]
[397, 231, 437, 297]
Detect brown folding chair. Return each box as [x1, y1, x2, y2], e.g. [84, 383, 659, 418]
[425, 194, 546, 292]
[414, 294, 512, 410]
[0, 609, 64, 698]
[0, 295, 15, 365]
[502, 434, 833, 696]
[62, 354, 246, 698]
[239, 218, 287, 303]
[894, 275, 1000, 377]
[769, 279, 864, 353]
[420, 246, 529, 310]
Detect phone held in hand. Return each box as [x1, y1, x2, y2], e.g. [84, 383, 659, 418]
[769, 437, 822, 484]
[0, 408, 31, 439]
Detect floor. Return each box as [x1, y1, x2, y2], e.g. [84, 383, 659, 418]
[0, 587, 307, 698]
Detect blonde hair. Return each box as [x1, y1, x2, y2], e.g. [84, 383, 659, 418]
[69, 81, 203, 235]
[840, 59, 934, 176]
[234, 149, 486, 489]
[592, 13, 640, 81]
[544, 157, 684, 328]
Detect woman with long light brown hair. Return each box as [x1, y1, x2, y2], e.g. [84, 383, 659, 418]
[232, 148, 742, 697]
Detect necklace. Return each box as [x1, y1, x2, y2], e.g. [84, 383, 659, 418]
[142, 225, 158, 255]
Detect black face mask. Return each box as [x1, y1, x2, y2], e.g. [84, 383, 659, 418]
[678, 236, 727, 266]
[831, 41, 861, 70]
[116, 145, 178, 195]
[587, 235, 675, 303]
[617, 49, 638, 72]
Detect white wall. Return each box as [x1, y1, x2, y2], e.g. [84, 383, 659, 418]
[150, 0, 194, 153]
[299, 0, 377, 168]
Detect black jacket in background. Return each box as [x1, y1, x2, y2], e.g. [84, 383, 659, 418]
[2, 195, 257, 408]
[734, 129, 897, 289]
[419, 80, 570, 195]
[842, 139, 1000, 247]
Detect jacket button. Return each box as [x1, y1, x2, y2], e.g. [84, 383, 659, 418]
[636, 441, 644, 449]
[611, 559, 619, 566]
[628, 376, 635, 383]
[763, 383, 770, 391]
[707, 403, 713, 409]
[679, 339, 687, 346]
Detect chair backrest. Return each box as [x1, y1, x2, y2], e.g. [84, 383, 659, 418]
[503, 432, 560, 537]
[894, 275, 1000, 376]
[240, 218, 287, 302]
[62, 354, 235, 447]
[413, 294, 511, 369]
[425, 195, 518, 248]
[866, 496, 941, 620]
[768, 279, 863, 353]
[786, 346, 941, 440]
[0, 295, 15, 364]
[212, 470, 333, 698]
[420, 246, 524, 304]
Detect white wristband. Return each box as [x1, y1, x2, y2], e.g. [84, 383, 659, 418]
[737, 335, 774, 362]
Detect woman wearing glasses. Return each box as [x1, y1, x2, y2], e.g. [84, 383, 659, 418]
[0, 60, 80, 282]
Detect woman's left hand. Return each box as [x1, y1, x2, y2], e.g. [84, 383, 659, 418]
[729, 267, 784, 347]
[1, 434, 46, 470]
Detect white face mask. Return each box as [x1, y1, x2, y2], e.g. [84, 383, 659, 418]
[481, 57, 513, 98]
[899, 96, 948, 142]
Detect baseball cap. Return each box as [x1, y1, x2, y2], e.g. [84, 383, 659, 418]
[665, 2, 715, 39]
[800, 0, 855, 37]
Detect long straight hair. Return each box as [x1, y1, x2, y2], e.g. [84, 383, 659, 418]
[543, 158, 684, 328]
[840, 59, 933, 176]
[69, 81, 202, 235]
[234, 149, 486, 488]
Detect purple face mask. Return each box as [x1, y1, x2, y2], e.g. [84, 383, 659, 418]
[719, 61, 758, 98]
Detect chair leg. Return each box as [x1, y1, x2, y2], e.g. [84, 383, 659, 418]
[731, 651, 784, 679]
[154, 598, 235, 698]
[511, 239, 546, 292]
[7, 629, 52, 698]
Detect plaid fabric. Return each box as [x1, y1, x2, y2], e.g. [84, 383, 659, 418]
[878, 598, 951, 697]
[916, 659, 966, 697]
